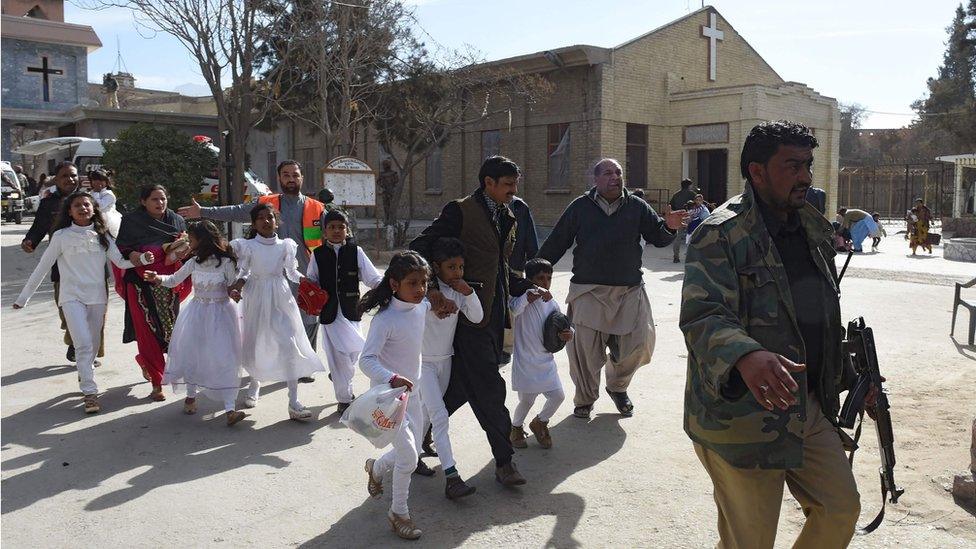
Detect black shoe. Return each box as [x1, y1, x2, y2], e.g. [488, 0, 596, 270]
[445, 476, 476, 499]
[573, 405, 592, 419]
[414, 458, 436, 477]
[606, 388, 634, 417]
[298, 376, 315, 384]
[421, 425, 437, 457]
[66, 345, 75, 362]
[337, 401, 352, 415]
[673, 257, 680, 263]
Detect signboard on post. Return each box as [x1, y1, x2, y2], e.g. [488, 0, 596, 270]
[321, 156, 376, 207]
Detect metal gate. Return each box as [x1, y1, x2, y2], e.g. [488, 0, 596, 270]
[837, 163, 956, 218]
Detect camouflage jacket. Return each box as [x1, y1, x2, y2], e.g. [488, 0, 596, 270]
[680, 184, 856, 469]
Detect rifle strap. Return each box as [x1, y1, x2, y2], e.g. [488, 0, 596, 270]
[848, 409, 865, 466]
[850, 409, 887, 535]
[857, 473, 888, 534]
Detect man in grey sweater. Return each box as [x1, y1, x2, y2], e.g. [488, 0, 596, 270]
[538, 158, 686, 419]
[177, 160, 325, 372]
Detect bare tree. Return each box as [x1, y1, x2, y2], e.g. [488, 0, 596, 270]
[79, 0, 288, 205]
[374, 54, 552, 245]
[259, 0, 419, 159]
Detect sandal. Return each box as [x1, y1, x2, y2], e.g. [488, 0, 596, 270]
[365, 459, 383, 498]
[149, 385, 166, 401]
[573, 405, 592, 419]
[606, 388, 634, 417]
[135, 355, 152, 382]
[183, 397, 197, 415]
[388, 511, 422, 540]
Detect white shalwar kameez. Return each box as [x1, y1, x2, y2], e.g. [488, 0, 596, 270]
[509, 293, 569, 426]
[305, 242, 383, 404]
[417, 280, 483, 471]
[360, 297, 430, 516]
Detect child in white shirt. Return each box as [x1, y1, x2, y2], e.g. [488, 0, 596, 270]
[306, 209, 383, 413]
[418, 238, 481, 499]
[13, 191, 147, 414]
[509, 258, 573, 449]
[359, 251, 431, 540]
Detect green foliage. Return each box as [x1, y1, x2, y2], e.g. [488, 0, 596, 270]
[912, 3, 976, 152]
[101, 124, 217, 211]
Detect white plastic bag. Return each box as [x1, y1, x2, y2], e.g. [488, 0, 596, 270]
[340, 384, 409, 449]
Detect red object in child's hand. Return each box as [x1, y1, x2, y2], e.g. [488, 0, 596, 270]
[297, 277, 329, 315]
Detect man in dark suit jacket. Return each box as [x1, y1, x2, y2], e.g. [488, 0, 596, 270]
[805, 186, 827, 215]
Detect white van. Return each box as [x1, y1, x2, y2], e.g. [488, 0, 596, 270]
[12, 136, 270, 202]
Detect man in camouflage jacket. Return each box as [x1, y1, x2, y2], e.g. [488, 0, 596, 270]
[680, 121, 878, 549]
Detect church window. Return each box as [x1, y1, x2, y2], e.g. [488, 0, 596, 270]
[626, 123, 648, 189]
[547, 123, 571, 189]
[267, 151, 277, 188]
[481, 129, 501, 159]
[425, 146, 443, 191]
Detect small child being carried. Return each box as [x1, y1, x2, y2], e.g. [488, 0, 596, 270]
[508, 258, 573, 449]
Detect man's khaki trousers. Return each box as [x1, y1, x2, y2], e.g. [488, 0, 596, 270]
[694, 397, 861, 549]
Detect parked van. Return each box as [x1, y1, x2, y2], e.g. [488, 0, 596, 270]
[1, 160, 26, 223]
[12, 136, 269, 202]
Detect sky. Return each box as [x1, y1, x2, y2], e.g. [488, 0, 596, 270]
[66, 0, 967, 129]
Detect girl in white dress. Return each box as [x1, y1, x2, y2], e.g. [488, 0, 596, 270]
[144, 221, 247, 426]
[89, 169, 122, 238]
[508, 258, 573, 449]
[12, 191, 150, 414]
[231, 203, 325, 421]
[360, 251, 431, 541]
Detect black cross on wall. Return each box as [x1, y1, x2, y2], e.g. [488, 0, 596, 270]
[27, 57, 64, 102]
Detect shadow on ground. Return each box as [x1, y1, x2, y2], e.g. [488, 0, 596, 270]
[300, 414, 627, 548]
[0, 380, 332, 514]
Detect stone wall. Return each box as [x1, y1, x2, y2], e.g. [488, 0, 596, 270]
[943, 216, 976, 237]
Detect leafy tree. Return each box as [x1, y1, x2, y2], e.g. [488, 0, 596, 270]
[101, 124, 216, 210]
[839, 103, 866, 163]
[912, 3, 976, 152]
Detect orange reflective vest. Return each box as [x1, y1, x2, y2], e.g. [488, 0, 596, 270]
[258, 194, 325, 252]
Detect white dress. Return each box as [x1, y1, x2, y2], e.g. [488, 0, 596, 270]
[232, 235, 325, 382]
[159, 257, 243, 399]
[92, 189, 122, 238]
[509, 293, 565, 393]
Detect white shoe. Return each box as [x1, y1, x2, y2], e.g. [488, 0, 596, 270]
[288, 405, 312, 421]
[242, 395, 258, 408]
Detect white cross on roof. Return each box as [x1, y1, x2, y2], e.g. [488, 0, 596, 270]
[701, 12, 724, 82]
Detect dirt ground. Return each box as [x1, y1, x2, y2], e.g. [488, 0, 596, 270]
[1, 222, 974, 548]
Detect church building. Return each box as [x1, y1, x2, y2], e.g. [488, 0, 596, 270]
[1, 0, 218, 175]
[375, 6, 841, 227]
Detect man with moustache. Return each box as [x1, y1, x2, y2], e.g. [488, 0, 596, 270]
[178, 160, 325, 387]
[410, 155, 534, 486]
[681, 121, 879, 548]
[537, 158, 686, 419]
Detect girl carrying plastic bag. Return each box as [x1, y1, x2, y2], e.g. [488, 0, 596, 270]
[341, 384, 409, 448]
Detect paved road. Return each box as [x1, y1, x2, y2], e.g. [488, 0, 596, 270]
[2, 222, 974, 548]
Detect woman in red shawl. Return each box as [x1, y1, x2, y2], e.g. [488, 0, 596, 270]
[116, 184, 191, 400]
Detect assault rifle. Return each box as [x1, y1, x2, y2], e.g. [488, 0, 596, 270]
[839, 317, 904, 534]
